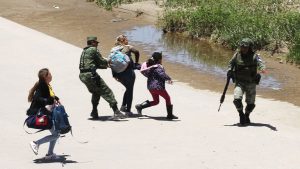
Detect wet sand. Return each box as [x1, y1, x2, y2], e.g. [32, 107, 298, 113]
[1, 0, 299, 107]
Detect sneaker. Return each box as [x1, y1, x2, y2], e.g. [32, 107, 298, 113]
[120, 105, 127, 112]
[125, 111, 134, 117]
[114, 110, 127, 119]
[29, 141, 39, 155]
[44, 153, 60, 160]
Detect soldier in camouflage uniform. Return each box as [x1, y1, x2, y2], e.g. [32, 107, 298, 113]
[227, 38, 266, 125]
[79, 36, 126, 119]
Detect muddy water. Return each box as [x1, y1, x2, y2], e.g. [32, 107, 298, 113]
[124, 25, 281, 90]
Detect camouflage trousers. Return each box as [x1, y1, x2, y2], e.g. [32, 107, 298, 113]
[234, 82, 256, 105]
[79, 73, 117, 108]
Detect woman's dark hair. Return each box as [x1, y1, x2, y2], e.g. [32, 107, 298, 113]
[146, 58, 155, 67]
[28, 68, 49, 102]
[152, 52, 162, 63]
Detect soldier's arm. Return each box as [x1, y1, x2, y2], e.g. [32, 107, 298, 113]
[92, 49, 108, 69]
[256, 54, 266, 73]
[228, 53, 237, 70]
[226, 53, 237, 79]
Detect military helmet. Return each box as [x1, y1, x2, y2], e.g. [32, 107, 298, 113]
[239, 38, 253, 47]
[87, 36, 99, 42]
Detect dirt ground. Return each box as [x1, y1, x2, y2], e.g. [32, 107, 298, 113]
[0, 0, 299, 106]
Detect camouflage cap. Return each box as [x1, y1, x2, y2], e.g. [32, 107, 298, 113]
[87, 36, 99, 42]
[240, 38, 253, 47]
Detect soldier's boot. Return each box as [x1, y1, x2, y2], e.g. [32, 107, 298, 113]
[112, 105, 127, 119]
[233, 99, 245, 125]
[135, 100, 151, 115]
[166, 104, 178, 120]
[245, 104, 255, 124]
[238, 110, 246, 125]
[90, 103, 99, 119]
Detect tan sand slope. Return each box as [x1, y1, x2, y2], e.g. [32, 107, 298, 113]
[1, 17, 300, 169]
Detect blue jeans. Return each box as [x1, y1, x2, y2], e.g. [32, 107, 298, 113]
[35, 127, 59, 155]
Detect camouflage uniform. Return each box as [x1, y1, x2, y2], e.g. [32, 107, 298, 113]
[228, 38, 266, 124]
[79, 36, 125, 119]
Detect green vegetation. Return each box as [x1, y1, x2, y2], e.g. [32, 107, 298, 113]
[288, 32, 300, 64]
[92, 0, 300, 64]
[160, 0, 300, 64]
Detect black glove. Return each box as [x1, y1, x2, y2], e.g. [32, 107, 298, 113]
[134, 63, 141, 70]
[54, 96, 59, 101]
[255, 73, 261, 85]
[44, 97, 54, 105]
[227, 70, 233, 78]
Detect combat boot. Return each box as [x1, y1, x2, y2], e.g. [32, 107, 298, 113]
[166, 105, 178, 120]
[90, 109, 99, 119]
[244, 111, 251, 124]
[245, 104, 255, 124]
[90, 100, 99, 119]
[135, 100, 151, 115]
[238, 110, 246, 125]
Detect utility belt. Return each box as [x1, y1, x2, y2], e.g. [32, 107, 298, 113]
[80, 68, 101, 85]
[80, 69, 93, 73]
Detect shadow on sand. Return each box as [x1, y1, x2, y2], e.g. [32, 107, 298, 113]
[87, 116, 129, 122]
[33, 155, 77, 166]
[224, 122, 277, 131]
[139, 115, 181, 122]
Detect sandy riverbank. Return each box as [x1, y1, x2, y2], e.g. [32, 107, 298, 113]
[1, 0, 299, 106]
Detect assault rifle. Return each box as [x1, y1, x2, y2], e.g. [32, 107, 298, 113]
[218, 66, 235, 112]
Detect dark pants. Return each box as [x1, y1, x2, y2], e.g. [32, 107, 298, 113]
[116, 69, 136, 112]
